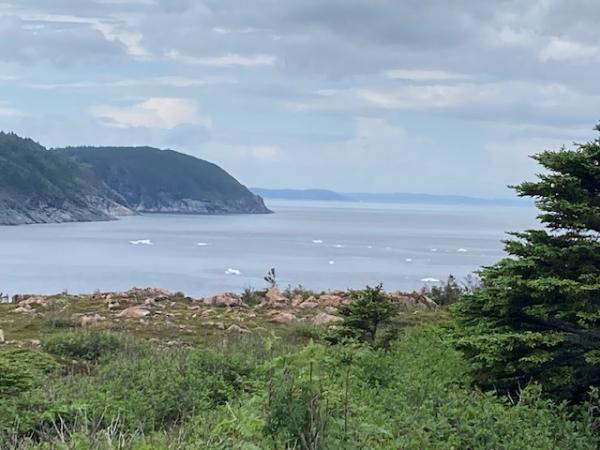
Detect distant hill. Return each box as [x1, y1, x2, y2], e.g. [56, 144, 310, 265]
[252, 187, 529, 206]
[0, 132, 130, 225]
[58, 147, 271, 215]
[251, 188, 352, 202]
[0, 132, 270, 225]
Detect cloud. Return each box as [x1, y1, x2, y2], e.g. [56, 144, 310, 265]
[166, 50, 276, 66]
[0, 102, 22, 117]
[385, 69, 470, 81]
[91, 97, 211, 129]
[538, 38, 599, 62]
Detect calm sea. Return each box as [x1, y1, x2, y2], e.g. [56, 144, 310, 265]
[0, 200, 538, 298]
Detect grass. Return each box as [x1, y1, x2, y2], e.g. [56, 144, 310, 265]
[1, 294, 598, 449]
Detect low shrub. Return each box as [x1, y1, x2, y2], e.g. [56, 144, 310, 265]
[42, 331, 125, 361]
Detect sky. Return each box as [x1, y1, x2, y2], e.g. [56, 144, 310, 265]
[1, 0, 600, 197]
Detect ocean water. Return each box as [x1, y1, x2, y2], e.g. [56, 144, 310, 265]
[0, 200, 538, 298]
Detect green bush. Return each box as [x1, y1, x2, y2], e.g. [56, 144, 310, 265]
[42, 331, 125, 361]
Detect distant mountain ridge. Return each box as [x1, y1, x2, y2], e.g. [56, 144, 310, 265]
[252, 187, 530, 206]
[0, 132, 270, 225]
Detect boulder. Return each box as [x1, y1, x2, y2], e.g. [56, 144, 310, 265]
[203, 292, 245, 307]
[313, 313, 344, 326]
[116, 306, 152, 319]
[227, 324, 250, 334]
[271, 312, 297, 324]
[388, 292, 438, 309]
[0, 329, 4, 344]
[298, 301, 319, 309]
[79, 313, 105, 327]
[17, 296, 49, 309]
[318, 294, 345, 307]
[263, 287, 288, 306]
[291, 296, 304, 307]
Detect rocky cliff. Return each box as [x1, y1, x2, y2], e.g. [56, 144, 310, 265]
[0, 132, 132, 225]
[58, 146, 271, 215]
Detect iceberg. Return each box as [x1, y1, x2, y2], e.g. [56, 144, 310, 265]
[421, 277, 440, 283]
[129, 239, 153, 246]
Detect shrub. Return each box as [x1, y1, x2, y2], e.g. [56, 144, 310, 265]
[337, 284, 399, 344]
[42, 331, 125, 361]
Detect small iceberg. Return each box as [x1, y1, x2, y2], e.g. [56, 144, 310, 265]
[457, 248, 468, 253]
[129, 239, 153, 246]
[328, 260, 335, 265]
[421, 277, 440, 283]
[312, 239, 324, 244]
[405, 258, 413, 263]
[197, 242, 210, 247]
[225, 268, 241, 276]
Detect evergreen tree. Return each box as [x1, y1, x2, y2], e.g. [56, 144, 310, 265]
[338, 284, 399, 344]
[452, 124, 600, 402]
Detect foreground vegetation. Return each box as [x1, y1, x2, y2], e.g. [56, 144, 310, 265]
[2, 323, 598, 449]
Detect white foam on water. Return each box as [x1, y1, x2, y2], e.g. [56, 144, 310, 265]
[367, 245, 373, 249]
[430, 248, 438, 252]
[457, 248, 468, 253]
[197, 242, 210, 247]
[225, 268, 241, 275]
[334, 244, 344, 248]
[129, 239, 153, 246]
[405, 258, 413, 263]
[328, 260, 335, 265]
[421, 277, 440, 283]
[312, 239, 324, 244]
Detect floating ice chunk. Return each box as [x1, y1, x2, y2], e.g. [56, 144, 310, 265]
[421, 277, 440, 283]
[312, 239, 324, 244]
[405, 258, 413, 263]
[328, 260, 335, 265]
[225, 268, 241, 275]
[430, 248, 438, 252]
[197, 242, 210, 247]
[129, 239, 153, 246]
[457, 248, 468, 253]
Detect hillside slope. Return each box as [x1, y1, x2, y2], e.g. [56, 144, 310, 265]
[59, 146, 271, 215]
[0, 133, 130, 225]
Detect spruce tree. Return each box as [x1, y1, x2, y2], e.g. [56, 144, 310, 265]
[453, 124, 600, 402]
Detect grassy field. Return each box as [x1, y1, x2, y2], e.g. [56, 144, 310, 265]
[0, 288, 597, 449]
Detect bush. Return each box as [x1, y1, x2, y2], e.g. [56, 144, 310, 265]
[42, 331, 125, 361]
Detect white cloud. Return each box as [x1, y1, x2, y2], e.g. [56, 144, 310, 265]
[385, 69, 470, 81]
[0, 102, 22, 116]
[25, 76, 218, 90]
[92, 22, 150, 57]
[166, 50, 276, 66]
[539, 38, 598, 62]
[91, 97, 211, 129]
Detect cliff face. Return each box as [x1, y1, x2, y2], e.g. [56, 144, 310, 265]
[0, 133, 132, 225]
[58, 146, 271, 215]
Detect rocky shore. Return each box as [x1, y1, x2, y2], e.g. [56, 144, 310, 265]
[0, 286, 438, 347]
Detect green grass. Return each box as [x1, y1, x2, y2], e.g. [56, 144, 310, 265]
[2, 324, 598, 449]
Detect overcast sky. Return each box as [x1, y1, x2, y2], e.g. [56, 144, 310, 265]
[1, 0, 599, 197]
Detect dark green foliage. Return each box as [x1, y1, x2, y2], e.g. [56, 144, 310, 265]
[59, 146, 271, 213]
[42, 331, 125, 361]
[337, 284, 400, 343]
[453, 124, 600, 402]
[3, 329, 599, 449]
